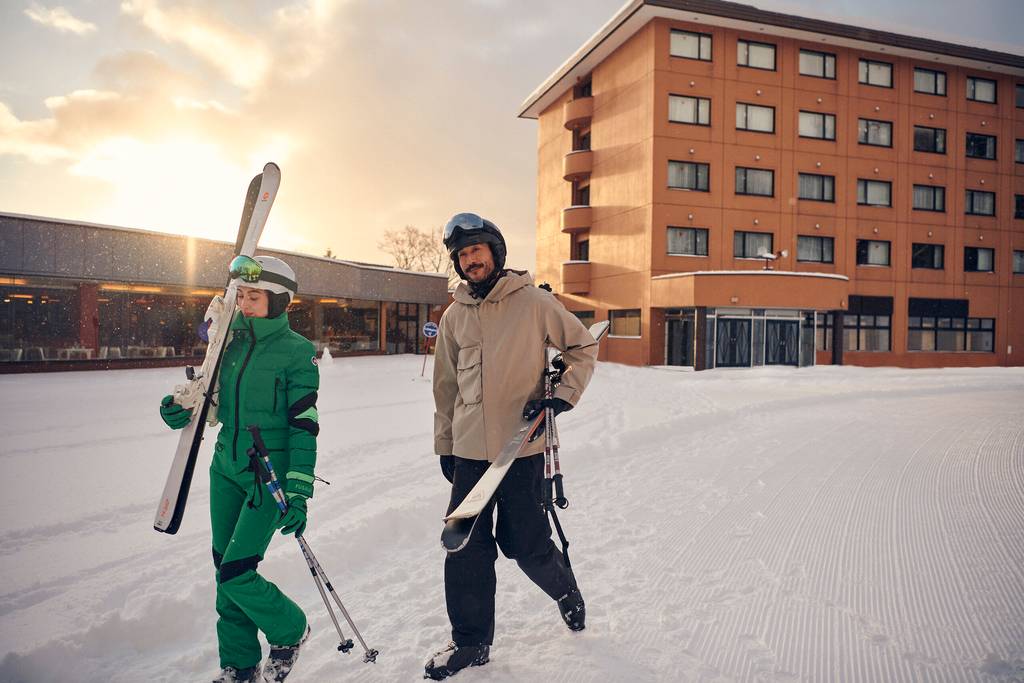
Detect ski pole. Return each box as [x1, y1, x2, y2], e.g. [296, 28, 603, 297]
[246, 425, 380, 664]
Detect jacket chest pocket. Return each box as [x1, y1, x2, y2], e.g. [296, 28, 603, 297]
[243, 368, 280, 414]
[456, 346, 482, 405]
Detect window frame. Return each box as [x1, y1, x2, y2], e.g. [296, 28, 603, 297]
[966, 76, 998, 103]
[668, 94, 711, 126]
[796, 235, 835, 263]
[1017, 84, 1024, 108]
[857, 118, 894, 148]
[908, 316, 994, 352]
[1015, 194, 1024, 220]
[966, 132, 997, 160]
[858, 58, 893, 88]
[798, 110, 837, 140]
[843, 313, 892, 352]
[666, 226, 710, 257]
[912, 184, 946, 212]
[1013, 250, 1024, 274]
[856, 239, 892, 267]
[670, 29, 713, 62]
[797, 172, 836, 202]
[798, 49, 836, 79]
[667, 160, 711, 192]
[913, 125, 946, 154]
[735, 102, 775, 133]
[913, 67, 947, 96]
[1016, 139, 1024, 164]
[608, 309, 642, 338]
[737, 39, 777, 71]
[965, 189, 996, 216]
[733, 230, 774, 259]
[734, 167, 775, 197]
[964, 246, 995, 273]
[856, 179, 893, 207]
[911, 243, 945, 270]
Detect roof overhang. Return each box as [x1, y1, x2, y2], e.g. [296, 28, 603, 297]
[518, 0, 1024, 120]
[650, 270, 850, 309]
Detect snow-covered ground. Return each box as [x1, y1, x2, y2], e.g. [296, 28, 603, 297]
[1, 357, 1023, 682]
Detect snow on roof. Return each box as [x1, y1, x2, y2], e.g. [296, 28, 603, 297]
[653, 270, 849, 281]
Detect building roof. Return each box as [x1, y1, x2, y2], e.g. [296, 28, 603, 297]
[518, 0, 1024, 119]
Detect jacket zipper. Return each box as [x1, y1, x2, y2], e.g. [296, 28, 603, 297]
[273, 377, 280, 412]
[231, 320, 257, 461]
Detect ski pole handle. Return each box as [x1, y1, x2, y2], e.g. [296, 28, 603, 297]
[553, 473, 569, 509]
[246, 425, 289, 514]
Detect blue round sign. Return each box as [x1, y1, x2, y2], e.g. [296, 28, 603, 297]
[422, 322, 439, 338]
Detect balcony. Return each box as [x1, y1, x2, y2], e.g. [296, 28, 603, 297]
[563, 96, 594, 130]
[561, 206, 592, 233]
[562, 150, 593, 182]
[561, 261, 591, 295]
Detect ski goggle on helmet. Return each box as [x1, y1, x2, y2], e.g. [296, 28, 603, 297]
[229, 255, 298, 299]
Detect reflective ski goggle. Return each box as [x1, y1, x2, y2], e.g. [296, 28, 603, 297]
[228, 255, 264, 283]
[443, 212, 487, 242]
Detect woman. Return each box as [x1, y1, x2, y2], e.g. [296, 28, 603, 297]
[159, 255, 320, 683]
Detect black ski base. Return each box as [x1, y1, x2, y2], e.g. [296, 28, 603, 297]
[441, 517, 478, 553]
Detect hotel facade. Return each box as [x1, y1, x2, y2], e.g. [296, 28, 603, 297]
[520, 0, 1024, 369]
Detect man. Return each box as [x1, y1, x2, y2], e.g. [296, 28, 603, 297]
[424, 212, 599, 680]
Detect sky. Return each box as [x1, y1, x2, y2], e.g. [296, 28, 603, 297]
[1, 1, 1022, 272]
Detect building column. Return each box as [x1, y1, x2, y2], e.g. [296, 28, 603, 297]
[313, 301, 324, 352]
[78, 283, 99, 351]
[379, 302, 389, 353]
[695, 307, 708, 371]
[831, 309, 844, 366]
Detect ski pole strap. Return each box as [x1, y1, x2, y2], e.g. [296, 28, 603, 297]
[547, 505, 572, 572]
[245, 425, 288, 514]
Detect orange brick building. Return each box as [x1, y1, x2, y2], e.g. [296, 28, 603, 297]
[519, 0, 1024, 369]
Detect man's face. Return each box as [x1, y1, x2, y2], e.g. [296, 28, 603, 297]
[458, 243, 495, 283]
[237, 286, 269, 318]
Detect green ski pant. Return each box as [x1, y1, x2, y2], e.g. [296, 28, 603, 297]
[210, 464, 307, 669]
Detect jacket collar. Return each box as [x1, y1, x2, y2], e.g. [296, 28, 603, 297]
[452, 270, 533, 305]
[231, 311, 290, 340]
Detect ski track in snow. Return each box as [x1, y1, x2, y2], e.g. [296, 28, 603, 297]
[0, 358, 1023, 682]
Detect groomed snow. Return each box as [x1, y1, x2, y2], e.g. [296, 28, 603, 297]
[1, 358, 1023, 682]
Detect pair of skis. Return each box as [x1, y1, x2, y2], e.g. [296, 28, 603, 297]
[153, 163, 281, 534]
[440, 320, 610, 552]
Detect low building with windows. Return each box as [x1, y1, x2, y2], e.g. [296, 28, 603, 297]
[0, 213, 448, 372]
[520, 0, 1023, 368]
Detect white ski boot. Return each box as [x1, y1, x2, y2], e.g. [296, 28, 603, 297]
[261, 624, 310, 682]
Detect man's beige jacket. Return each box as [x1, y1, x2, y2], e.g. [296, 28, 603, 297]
[433, 271, 598, 462]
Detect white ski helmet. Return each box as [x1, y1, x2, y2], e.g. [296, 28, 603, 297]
[229, 255, 298, 302]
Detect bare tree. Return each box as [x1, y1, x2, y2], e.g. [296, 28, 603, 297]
[378, 225, 459, 288]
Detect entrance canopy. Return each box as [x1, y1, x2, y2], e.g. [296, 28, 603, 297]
[651, 271, 849, 310]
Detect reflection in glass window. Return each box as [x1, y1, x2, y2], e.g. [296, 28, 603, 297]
[669, 95, 711, 125]
[609, 309, 641, 337]
[322, 299, 380, 353]
[671, 30, 712, 61]
[667, 227, 709, 256]
[799, 111, 836, 140]
[799, 49, 835, 78]
[668, 161, 710, 191]
[737, 40, 776, 70]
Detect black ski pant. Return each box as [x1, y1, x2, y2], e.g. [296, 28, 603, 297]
[444, 453, 576, 646]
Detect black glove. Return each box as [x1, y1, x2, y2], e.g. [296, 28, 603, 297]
[439, 455, 455, 483]
[522, 397, 572, 421]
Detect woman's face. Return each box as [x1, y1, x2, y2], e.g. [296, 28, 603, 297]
[237, 286, 269, 318]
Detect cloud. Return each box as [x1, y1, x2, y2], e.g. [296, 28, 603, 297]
[24, 3, 97, 35]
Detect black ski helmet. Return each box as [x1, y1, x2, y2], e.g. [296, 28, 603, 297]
[443, 212, 506, 279]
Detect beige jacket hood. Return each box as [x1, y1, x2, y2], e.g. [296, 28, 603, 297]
[433, 271, 598, 461]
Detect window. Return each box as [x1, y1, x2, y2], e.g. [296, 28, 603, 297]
[912, 185, 945, 212]
[1018, 84, 1024, 108]
[798, 173, 835, 201]
[911, 243, 944, 269]
[799, 49, 835, 79]
[816, 312, 834, 351]
[908, 316, 994, 352]
[670, 29, 712, 61]
[859, 59, 892, 87]
[857, 179, 892, 207]
[1017, 139, 1024, 163]
[734, 231, 773, 258]
[913, 126, 946, 154]
[572, 310, 595, 328]
[964, 247, 995, 272]
[669, 95, 711, 125]
[572, 127, 590, 151]
[965, 189, 995, 216]
[667, 227, 709, 256]
[914, 67, 947, 95]
[966, 76, 997, 103]
[797, 235, 834, 263]
[572, 236, 589, 261]
[736, 103, 774, 133]
[856, 239, 891, 266]
[735, 167, 774, 196]
[966, 133, 997, 159]
[1016, 194, 1024, 219]
[858, 118, 893, 147]
[798, 111, 836, 140]
[1014, 250, 1024, 274]
[609, 309, 641, 337]
[844, 315, 891, 352]
[573, 79, 592, 99]
[571, 180, 589, 206]
[737, 39, 775, 70]
[668, 161, 710, 191]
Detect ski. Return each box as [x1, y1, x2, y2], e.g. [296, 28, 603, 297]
[154, 163, 281, 534]
[441, 320, 610, 553]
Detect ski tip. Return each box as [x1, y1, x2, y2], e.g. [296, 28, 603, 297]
[263, 161, 281, 174]
[441, 517, 474, 553]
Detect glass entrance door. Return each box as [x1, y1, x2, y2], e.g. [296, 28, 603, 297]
[766, 319, 799, 365]
[715, 318, 751, 367]
[666, 318, 693, 366]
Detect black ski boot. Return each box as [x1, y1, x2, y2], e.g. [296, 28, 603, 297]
[557, 588, 586, 631]
[261, 624, 310, 682]
[212, 666, 260, 683]
[423, 641, 490, 680]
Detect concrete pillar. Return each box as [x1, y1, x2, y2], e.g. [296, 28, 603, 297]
[695, 307, 708, 371]
[831, 309, 844, 366]
[78, 283, 99, 351]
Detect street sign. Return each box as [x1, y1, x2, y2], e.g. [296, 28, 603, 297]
[423, 321, 439, 338]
